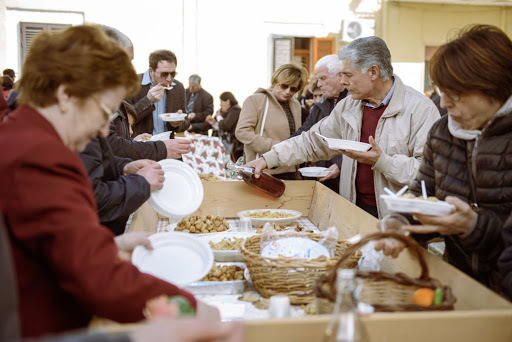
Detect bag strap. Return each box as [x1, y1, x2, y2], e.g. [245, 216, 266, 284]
[255, 97, 270, 160]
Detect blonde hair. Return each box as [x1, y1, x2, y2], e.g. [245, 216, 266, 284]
[270, 61, 308, 93]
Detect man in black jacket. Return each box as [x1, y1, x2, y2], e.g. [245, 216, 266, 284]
[185, 74, 214, 135]
[127, 49, 190, 136]
[291, 54, 347, 192]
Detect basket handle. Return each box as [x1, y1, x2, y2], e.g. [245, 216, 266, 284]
[332, 231, 430, 280]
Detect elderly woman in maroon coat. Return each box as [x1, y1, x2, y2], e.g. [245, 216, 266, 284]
[0, 25, 230, 339]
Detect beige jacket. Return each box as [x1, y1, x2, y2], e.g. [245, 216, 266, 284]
[263, 76, 441, 217]
[235, 88, 302, 175]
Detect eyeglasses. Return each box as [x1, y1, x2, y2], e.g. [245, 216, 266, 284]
[157, 71, 178, 79]
[97, 101, 119, 123]
[434, 85, 460, 102]
[279, 84, 299, 93]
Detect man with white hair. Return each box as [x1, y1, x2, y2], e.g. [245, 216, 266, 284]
[291, 54, 348, 192]
[246, 36, 440, 218]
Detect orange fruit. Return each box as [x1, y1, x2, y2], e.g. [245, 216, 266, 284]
[411, 288, 435, 307]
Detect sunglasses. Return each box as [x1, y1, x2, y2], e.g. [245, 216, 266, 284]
[157, 71, 178, 79]
[279, 84, 299, 93]
[434, 85, 460, 102]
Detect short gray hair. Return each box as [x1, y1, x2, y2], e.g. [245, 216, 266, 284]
[338, 36, 393, 81]
[189, 74, 201, 84]
[101, 25, 133, 50]
[315, 54, 341, 76]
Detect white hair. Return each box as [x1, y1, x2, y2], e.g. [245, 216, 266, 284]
[315, 54, 341, 76]
[338, 36, 393, 81]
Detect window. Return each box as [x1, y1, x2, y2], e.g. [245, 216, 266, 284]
[19, 22, 70, 71]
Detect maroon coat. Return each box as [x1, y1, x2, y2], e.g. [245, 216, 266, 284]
[0, 105, 196, 338]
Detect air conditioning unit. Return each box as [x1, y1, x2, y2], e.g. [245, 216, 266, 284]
[341, 19, 375, 42]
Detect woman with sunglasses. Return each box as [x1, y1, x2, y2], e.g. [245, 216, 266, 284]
[0, 25, 225, 338]
[376, 24, 512, 295]
[235, 61, 308, 179]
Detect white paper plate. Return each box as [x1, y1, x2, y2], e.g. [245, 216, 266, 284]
[237, 209, 301, 228]
[324, 138, 371, 152]
[132, 232, 213, 286]
[149, 132, 172, 141]
[149, 159, 204, 221]
[260, 237, 330, 259]
[198, 232, 255, 262]
[298, 166, 329, 178]
[380, 194, 456, 216]
[159, 113, 188, 122]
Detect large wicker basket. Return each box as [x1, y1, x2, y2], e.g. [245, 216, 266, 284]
[314, 231, 456, 313]
[240, 232, 361, 304]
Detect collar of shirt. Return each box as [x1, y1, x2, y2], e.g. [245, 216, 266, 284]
[141, 69, 176, 88]
[363, 76, 396, 109]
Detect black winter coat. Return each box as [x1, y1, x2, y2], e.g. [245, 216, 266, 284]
[410, 107, 512, 291]
[186, 88, 214, 135]
[108, 101, 167, 161]
[498, 213, 512, 300]
[127, 77, 190, 136]
[80, 137, 150, 235]
[218, 104, 243, 157]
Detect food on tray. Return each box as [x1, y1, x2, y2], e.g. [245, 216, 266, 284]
[255, 223, 313, 234]
[198, 173, 223, 181]
[244, 210, 294, 219]
[141, 137, 151, 142]
[399, 193, 440, 202]
[201, 264, 245, 281]
[175, 215, 229, 233]
[144, 295, 195, 319]
[411, 288, 435, 307]
[209, 237, 245, 250]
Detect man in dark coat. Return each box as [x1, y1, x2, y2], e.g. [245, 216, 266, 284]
[79, 135, 164, 235]
[185, 74, 214, 135]
[291, 54, 348, 192]
[127, 49, 190, 136]
[499, 212, 512, 300]
[108, 100, 190, 161]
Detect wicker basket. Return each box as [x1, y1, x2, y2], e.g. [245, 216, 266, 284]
[240, 232, 361, 304]
[314, 231, 456, 313]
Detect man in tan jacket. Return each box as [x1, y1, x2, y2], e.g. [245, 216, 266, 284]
[246, 37, 440, 218]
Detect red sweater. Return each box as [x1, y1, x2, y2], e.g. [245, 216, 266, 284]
[355, 104, 387, 206]
[0, 106, 196, 338]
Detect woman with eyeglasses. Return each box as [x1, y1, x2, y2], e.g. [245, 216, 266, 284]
[0, 25, 226, 338]
[235, 61, 308, 179]
[376, 24, 512, 295]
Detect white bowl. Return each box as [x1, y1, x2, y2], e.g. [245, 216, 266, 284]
[298, 166, 329, 178]
[132, 232, 213, 286]
[380, 194, 456, 216]
[237, 209, 302, 228]
[159, 113, 188, 122]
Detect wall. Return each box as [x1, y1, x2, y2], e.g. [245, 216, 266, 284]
[1, 0, 347, 107]
[380, 0, 512, 92]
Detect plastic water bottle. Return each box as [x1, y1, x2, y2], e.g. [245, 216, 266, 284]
[323, 269, 370, 342]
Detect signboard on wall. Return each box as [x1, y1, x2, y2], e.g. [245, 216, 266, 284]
[273, 37, 293, 71]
